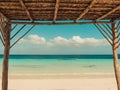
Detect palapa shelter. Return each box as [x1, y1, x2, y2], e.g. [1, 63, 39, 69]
[0, 0, 120, 90]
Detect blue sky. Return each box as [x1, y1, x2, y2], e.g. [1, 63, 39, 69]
[28, 24, 103, 39]
[0, 24, 116, 54]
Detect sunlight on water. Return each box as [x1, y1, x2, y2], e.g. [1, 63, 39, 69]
[0, 55, 115, 78]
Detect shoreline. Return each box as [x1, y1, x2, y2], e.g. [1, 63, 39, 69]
[0, 74, 115, 79]
[0, 77, 117, 90]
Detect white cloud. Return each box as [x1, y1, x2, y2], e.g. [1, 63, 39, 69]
[28, 35, 46, 44]
[19, 34, 46, 44]
[18, 34, 108, 47]
[71, 36, 84, 43]
[9, 34, 113, 54]
[50, 36, 69, 46]
[18, 38, 26, 44]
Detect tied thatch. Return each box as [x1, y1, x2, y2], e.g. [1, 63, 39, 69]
[0, 0, 120, 22]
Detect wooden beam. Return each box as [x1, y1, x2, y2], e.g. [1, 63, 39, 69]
[0, 22, 6, 40]
[0, 35, 5, 46]
[11, 24, 17, 32]
[94, 24, 112, 45]
[53, 0, 60, 23]
[0, 28, 5, 41]
[102, 24, 112, 35]
[10, 21, 111, 25]
[10, 25, 35, 48]
[97, 24, 112, 40]
[75, 0, 96, 22]
[19, 0, 33, 22]
[11, 25, 26, 40]
[112, 20, 120, 90]
[117, 21, 120, 30]
[2, 23, 10, 90]
[106, 24, 112, 30]
[96, 5, 120, 20]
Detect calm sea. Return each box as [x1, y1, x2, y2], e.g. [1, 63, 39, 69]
[0, 55, 117, 79]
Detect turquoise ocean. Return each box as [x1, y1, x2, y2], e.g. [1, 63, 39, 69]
[0, 55, 117, 79]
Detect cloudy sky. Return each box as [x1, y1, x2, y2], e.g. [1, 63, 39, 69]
[0, 24, 116, 54]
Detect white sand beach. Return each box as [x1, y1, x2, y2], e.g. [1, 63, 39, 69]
[0, 78, 117, 90]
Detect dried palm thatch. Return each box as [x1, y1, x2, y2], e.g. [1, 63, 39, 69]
[0, 0, 120, 23]
[1, 1, 120, 90]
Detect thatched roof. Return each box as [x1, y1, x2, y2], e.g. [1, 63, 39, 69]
[0, 0, 120, 23]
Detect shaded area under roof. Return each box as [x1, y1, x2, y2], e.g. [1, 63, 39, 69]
[0, 0, 120, 23]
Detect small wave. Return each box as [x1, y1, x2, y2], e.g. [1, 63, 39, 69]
[8, 72, 114, 76]
[11, 65, 43, 68]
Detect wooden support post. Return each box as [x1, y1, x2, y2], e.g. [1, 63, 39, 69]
[112, 21, 120, 90]
[2, 23, 10, 90]
[95, 22, 120, 90]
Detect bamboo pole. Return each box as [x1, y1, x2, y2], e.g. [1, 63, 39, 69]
[97, 24, 112, 40]
[102, 24, 112, 35]
[53, 0, 60, 23]
[96, 5, 120, 20]
[106, 24, 112, 30]
[11, 25, 26, 40]
[94, 24, 112, 45]
[75, 0, 96, 22]
[11, 24, 17, 32]
[2, 23, 10, 90]
[10, 25, 35, 48]
[0, 27, 5, 41]
[0, 35, 5, 46]
[112, 20, 120, 90]
[19, 0, 33, 22]
[10, 21, 111, 25]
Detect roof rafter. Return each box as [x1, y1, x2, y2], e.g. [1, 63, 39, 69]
[75, 0, 96, 22]
[96, 5, 120, 20]
[19, 0, 33, 22]
[53, 0, 60, 23]
[10, 21, 111, 25]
